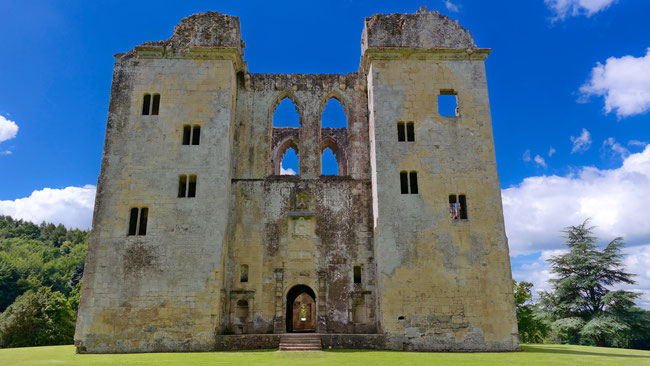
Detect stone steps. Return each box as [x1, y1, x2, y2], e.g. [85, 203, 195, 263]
[279, 333, 322, 351]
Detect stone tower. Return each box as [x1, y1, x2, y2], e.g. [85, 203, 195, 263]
[75, 8, 519, 353]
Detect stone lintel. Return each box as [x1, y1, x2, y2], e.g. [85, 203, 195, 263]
[288, 211, 315, 217]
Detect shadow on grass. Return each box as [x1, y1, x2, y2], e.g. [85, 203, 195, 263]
[524, 345, 650, 359]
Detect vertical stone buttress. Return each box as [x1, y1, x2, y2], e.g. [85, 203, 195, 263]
[74, 12, 243, 353]
[364, 9, 519, 351]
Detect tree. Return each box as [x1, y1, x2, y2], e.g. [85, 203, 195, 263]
[0, 287, 76, 348]
[514, 280, 550, 343]
[540, 220, 639, 347]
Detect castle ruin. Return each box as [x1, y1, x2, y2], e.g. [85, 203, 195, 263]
[74, 8, 519, 352]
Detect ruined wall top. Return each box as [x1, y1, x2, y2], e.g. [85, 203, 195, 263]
[361, 7, 476, 53]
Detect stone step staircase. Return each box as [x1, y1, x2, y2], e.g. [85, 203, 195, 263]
[279, 333, 322, 351]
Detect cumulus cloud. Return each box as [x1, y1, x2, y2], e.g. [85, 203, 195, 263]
[570, 128, 592, 153]
[534, 155, 547, 168]
[0, 115, 18, 154]
[548, 147, 556, 157]
[503, 144, 650, 256]
[444, 0, 460, 12]
[280, 167, 296, 175]
[545, 0, 618, 20]
[580, 48, 650, 118]
[0, 185, 96, 229]
[602, 137, 630, 159]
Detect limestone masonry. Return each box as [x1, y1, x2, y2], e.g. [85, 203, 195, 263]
[75, 8, 520, 352]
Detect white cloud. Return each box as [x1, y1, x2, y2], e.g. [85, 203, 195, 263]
[580, 48, 650, 118]
[570, 128, 591, 153]
[0, 185, 96, 229]
[548, 147, 556, 157]
[503, 145, 650, 256]
[0, 115, 18, 143]
[523, 149, 532, 162]
[545, 0, 618, 20]
[280, 167, 296, 175]
[444, 0, 460, 12]
[534, 154, 547, 168]
[629, 140, 648, 147]
[602, 137, 630, 159]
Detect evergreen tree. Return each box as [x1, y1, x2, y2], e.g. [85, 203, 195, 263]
[514, 280, 550, 343]
[540, 220, 639, 347]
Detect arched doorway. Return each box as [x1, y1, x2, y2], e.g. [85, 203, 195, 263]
[286, 285, 316, 333]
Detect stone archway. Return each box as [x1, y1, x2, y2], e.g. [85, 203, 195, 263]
[286, 285, 316, 333]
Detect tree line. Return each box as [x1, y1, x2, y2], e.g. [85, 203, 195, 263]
[0, 216, 87, 347]
[515, 220, 650, 350]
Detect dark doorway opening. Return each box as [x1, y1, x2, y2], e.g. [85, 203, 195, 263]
[286, 285, 316, 333]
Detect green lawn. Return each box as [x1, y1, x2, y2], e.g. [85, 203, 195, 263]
[1, 344, 649, 366]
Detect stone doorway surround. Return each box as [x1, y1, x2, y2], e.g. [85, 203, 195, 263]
[286, 285, 317, 332]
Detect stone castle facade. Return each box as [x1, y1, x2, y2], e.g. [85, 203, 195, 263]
[74, 8, 519, 352]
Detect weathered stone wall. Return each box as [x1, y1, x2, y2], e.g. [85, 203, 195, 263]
[364, 10, 518, 351]
[76, 8, 519, 353]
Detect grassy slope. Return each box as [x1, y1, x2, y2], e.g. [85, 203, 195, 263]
[1, 344, 649, 366]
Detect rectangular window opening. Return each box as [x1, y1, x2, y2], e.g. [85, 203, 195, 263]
[142, 94, 151, 115]
[128, 208, 138, 236]
[409, 171, 418, 194]
[400, 171, 409, 194]
[151, 94, 160, 115]
[240, 264, 249, 283]
[406, 122, 415, 142]
[353, 266, 362, 284]
[397, 122, 405, 142]
[438, 90, 458, 117]
[188, 175, 197, 198]
[138, 208, 148, 235]
[182, 125, 191, 145]
[459, 194, 468, 220]
[178, 175, 187, 198]
[192, 125, 201, 145]
[449, 195, 459, 220]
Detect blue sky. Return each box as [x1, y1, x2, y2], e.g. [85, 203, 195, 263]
[1, 0, 649, 307]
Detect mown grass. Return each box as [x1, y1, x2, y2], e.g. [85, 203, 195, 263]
[1, 344, 649, 366]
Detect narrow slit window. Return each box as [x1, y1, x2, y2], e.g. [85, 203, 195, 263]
[178, 175, 187, 197]
[128, 208, 138, 236]
[151, 94, 160, 115]
[459, 194, 468, 220]
[188, 175, 197, 198]
[138, 208, 148, 235]
[409, 171, 418, 194]
[192, 125, 201, 145]
[240, 264, 249, 283]
[400, 171, 409, 194]
[406, 122, 415, 142]
[182, 125, 191, 145]
[142, 94, 151, 115]
[397, 122, 405, 142]
[353, 266, 362, 284]
[449, 195, 459, 219]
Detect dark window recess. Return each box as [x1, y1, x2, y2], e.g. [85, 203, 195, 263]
[128, 208, 138, 236]
[142, 94, 151, 115]
[400, 171, 409, 194]
[192, 125, 201, 145]
[178, 175, 187, 197]
[406, 122, 415, 142]
[188, 175, 197, 198]
[397, 122, 405, 142]
[182, 125, 191, 145]
[240, 264, 249, 283]
[409, 171, 418, 194]
[459, 194, 468, 220]
[138, 208, 148, 235]
[353, 266, 362, 284]
[151, 94, 160, 115]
